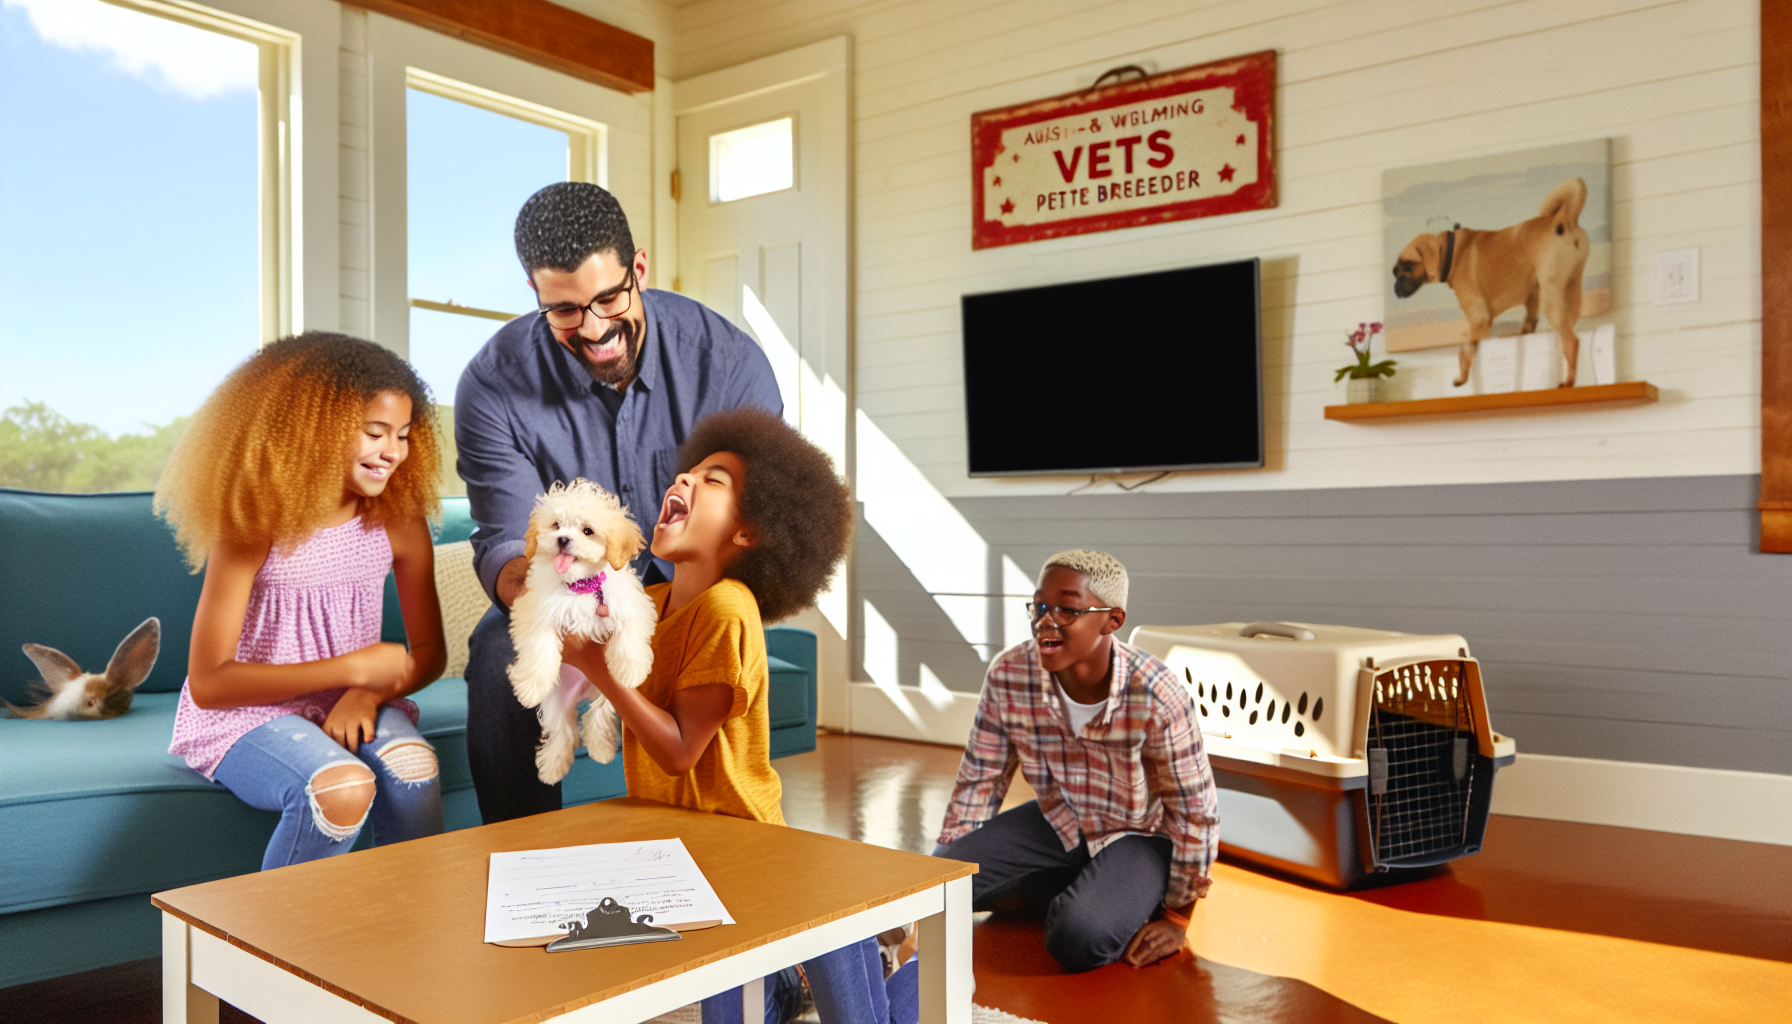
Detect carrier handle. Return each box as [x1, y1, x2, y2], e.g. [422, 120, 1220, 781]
[1238, 621, 1316, 641]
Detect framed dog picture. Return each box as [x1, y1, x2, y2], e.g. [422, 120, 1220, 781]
[1381, 140, 1613, 381]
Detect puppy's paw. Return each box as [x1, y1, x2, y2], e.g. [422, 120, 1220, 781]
[581, 703, 622, 764]
[508, 665, 555, 709]
[536, 733, 576, 784]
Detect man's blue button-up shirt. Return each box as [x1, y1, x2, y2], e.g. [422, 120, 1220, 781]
[454, 288, 782, 601]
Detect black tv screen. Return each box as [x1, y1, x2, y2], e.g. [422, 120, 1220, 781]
[961, 259, 1263, 476]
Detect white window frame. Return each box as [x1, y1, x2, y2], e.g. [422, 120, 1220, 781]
[365, 11, 644, 358]
[407, 68, 606, 190]
[403, 68, 606, 323]
[105, 0, 335, 342]
[707, 114, 797, 205]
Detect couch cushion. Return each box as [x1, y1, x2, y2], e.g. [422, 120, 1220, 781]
[409, 678, 472, 799]
[767, 656, 808, 730]
[0, 692, 273, 914]
[432, 542, 490, 679]
[0, 489, 199, 701]
[435, 496, 476, 545]
[0, 682, 493, 914]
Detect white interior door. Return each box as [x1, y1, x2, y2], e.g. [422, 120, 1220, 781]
[675, 37, 851, 730]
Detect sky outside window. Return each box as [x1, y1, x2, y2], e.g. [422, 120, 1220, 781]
[0, 0, 258, 442]
[406, 87, 569, 411]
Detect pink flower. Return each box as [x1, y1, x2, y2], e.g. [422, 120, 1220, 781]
[1370, 321, 1383, 333]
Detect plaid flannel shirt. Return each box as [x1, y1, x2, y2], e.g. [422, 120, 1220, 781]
[937, 638, 1220, 906]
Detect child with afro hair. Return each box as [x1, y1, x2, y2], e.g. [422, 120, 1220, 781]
[560, 409, 918, 1024]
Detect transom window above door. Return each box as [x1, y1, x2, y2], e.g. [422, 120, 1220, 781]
[709, 116, 794, 203]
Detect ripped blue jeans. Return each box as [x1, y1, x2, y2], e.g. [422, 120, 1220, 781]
[213, 706, 444, 870]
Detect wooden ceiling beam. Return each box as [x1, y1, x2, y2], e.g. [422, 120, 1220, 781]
[1763, 1, 1791, 551]
[341, 0, 654, 94]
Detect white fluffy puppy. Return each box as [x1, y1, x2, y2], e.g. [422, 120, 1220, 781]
[507, 479, 657, 784]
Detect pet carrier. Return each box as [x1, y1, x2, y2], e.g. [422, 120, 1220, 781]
[1129, 621, 1517, 889]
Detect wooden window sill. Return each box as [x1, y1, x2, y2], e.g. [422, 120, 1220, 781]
[1324, 381, 1657, 421]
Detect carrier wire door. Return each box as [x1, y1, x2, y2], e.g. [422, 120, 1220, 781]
[1360, 658, 1497, 871]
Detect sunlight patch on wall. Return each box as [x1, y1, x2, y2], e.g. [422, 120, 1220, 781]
[742, 283, 848, 637]
[857, 409, 996, 659]
[1003, 555, 1035, 650]
[741, 284, 802, 429]
[917, 664, 955, 712]
[862, 599, 923, 731]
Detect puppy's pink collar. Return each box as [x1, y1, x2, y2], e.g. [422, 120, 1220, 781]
[566, 571, 607, 602]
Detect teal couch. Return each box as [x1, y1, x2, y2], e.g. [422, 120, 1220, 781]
[0, 488, 817, 987]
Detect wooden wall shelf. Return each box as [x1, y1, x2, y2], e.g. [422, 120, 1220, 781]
[1324, 381, 1658, 421]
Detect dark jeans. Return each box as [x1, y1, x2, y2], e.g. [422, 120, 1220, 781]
[466, 605, 561, 823]
[700, 942, 918, 1024]
[934, 801, 1171, 973]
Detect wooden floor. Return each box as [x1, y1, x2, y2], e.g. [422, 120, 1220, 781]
[777, 733, 1792, 1024]
[6, 732, 1789, 1024]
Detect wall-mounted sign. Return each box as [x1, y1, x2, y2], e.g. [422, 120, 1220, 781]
[971, 51, 1277, 250]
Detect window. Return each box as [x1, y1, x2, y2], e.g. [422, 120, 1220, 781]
[0, 0, 289, 493]
[404, 71, 600, 495]
[709, 116, 793, 203]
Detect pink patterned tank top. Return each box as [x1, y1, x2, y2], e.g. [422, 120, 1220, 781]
[169, 517, 419, 779]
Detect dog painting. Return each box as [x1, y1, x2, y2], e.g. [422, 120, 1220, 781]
[1383, 140, 1611, 387]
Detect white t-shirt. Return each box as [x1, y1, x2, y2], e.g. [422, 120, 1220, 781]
[1055, 677, 1108, 736]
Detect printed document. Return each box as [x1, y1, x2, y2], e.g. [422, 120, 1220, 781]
[485, 838, 734, 946]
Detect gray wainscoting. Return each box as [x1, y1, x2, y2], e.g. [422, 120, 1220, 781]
[853, 474, 1792, 776]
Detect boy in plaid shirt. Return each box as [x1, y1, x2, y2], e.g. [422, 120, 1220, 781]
[935, 550, 1219, 972]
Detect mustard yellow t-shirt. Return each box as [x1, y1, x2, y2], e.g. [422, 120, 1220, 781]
[623, 579, 785, 825]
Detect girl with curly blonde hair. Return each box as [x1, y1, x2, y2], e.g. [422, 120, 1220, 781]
[157, 332, 449, 869]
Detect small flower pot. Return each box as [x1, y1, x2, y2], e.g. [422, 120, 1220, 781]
[1345, 377, 1382, 404]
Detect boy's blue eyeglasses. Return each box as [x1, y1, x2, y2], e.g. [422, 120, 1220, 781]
[1023, 602, 1116, 628]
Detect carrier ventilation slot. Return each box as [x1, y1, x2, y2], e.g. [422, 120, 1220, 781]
[1186, 668, 1312, 741]
[1366, 660, 1477, 867]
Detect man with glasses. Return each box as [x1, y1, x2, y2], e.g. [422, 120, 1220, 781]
[455, 181, 781, 824]
[934, 550, 1220, 973]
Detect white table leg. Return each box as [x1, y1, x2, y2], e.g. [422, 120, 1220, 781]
[917, 875, 973, 1024]
[162, 912, 220, 1024]
[742, 973, 765, 1023]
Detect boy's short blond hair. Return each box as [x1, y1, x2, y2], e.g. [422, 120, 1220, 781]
[1037, 549, 1129, 610]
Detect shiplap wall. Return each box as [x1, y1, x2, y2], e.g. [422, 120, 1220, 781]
[955, 473, 1791, 775]
[853, 471, 1792, 774]
[663, 1, 1790, 775]
[673, 0, 1760, 498]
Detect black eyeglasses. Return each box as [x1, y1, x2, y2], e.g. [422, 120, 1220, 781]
[538, 267, 636, 329]
[1023, 601, 1116, 628]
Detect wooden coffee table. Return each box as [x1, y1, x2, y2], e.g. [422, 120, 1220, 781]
[155, 797, 975, 1023]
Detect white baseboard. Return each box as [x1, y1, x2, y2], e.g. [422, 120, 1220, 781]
[1490, 753, 1792, 846]
[846, 686, 1792, 846]
[847, 682, 978, 746]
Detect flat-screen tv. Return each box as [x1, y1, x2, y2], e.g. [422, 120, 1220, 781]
[961, 259, 1263, 477]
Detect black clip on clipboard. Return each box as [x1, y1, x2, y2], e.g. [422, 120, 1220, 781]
[546, 897, 682, 952]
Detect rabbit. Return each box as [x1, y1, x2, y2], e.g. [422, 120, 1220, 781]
[5, 618, 160, 720]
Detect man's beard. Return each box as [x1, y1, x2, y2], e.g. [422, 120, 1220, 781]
[573, 315, 643, 386]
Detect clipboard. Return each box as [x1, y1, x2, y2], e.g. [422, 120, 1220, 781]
[546, 897, 683, 951]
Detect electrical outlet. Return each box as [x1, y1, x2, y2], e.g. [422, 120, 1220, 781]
[1656, 248, 1700, 305]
